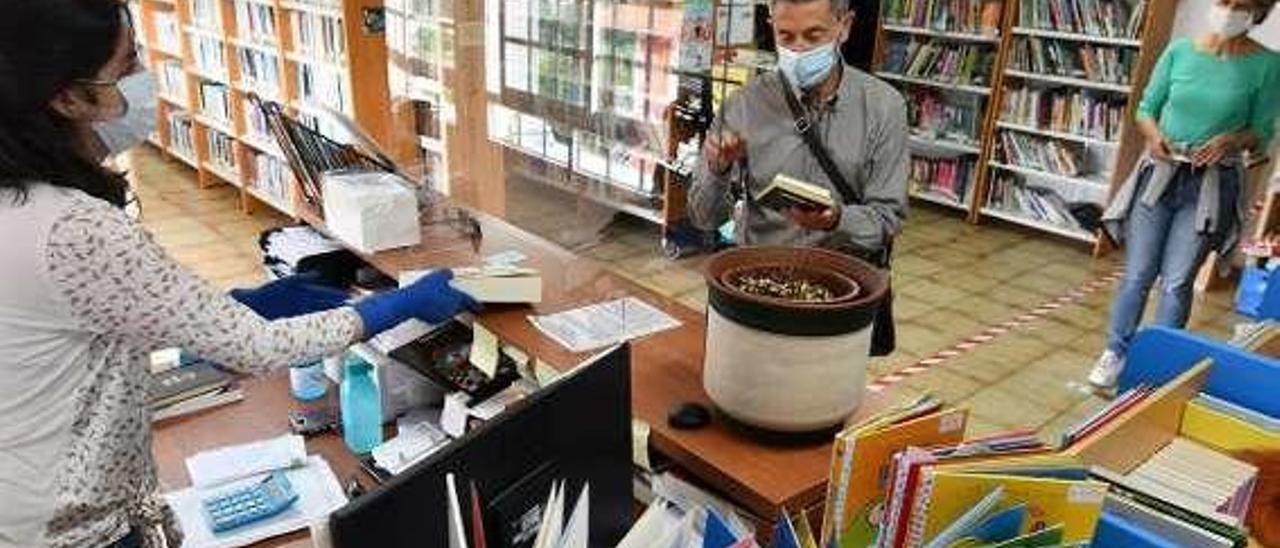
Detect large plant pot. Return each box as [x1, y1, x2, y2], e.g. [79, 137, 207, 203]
[702, 246, 889, 433]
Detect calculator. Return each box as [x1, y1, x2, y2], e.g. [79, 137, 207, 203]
[201, 472, 300, 533]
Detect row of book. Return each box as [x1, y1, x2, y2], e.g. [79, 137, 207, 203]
[244, 98, 274, 144]
[987, 174, 1090, 231]
[167, 111, 196, 159]
[1001, 86, 1126, 141]
[297, 61, 349, 113]
[882, 39, 997, 87]
[158, 60, 187, 101]
[190, 0, 222, 31]
[199, 82, 233, 124]
[207, 129, 237, 172]
[148, 354, 243, 423]
[191, 33, 229, 79]
[1017, 0, 1147, 39]
[234, 0, 278, 45]
[251, 151, 294, 209]
[910, 156, 974, 204]
[292, 11, 347, 62]
[154, 11, 182, 55]
[237, 47, 283, 98]
[881, 0, 1005, 35]
[1009, 37, 1137, 84]
[998, 130, 1084, 175]
[905, 88, 984, 145]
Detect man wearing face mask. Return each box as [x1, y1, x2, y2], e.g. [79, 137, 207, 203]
[688, 0, 908, 354]
[1088, 0, 1279, 388]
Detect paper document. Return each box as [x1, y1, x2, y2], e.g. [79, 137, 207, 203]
[372, 411, 450, 476]
[186, 434, 307, 489]
[529, 298, 681, 353]
[470, 323, 500, 378]
[166, 455, 347, 548]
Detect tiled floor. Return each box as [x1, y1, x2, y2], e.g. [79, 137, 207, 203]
[125, 146, 1243, 442]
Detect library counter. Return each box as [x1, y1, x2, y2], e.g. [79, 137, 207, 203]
[152, 200, 904, 545]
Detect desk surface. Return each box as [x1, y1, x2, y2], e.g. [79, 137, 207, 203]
[153, 203, 902, 543]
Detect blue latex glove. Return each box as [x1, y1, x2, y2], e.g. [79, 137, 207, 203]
[230, 273, 351, 320]
[352, 270, 479, 336]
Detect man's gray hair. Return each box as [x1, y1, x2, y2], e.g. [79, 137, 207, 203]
[770, 0, 853, 17]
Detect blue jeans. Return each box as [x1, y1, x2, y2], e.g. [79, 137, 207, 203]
[1106, 164, 1236, 355]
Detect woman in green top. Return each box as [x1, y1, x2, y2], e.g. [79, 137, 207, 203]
[1089, 0, 1280, 388]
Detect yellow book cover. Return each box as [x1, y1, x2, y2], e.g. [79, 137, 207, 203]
[829, 408, 968, 548]
[915, 472, 1108, 546]
[1180, 399, 1280, 453]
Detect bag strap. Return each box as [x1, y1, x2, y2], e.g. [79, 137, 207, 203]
[779, 73, 862, 205]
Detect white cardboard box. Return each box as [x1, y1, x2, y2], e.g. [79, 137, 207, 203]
[321, 172, 420, 253]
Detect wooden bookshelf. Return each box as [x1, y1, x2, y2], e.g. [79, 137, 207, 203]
[870, 0, 1007, 220]
[130, 0, 393, 219]
[871, 0, 1179, 251]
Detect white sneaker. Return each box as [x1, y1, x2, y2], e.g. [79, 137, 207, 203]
[1087, 350, 1125, 389]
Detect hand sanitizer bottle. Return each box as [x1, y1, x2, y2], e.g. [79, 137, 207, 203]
[340, 353, 383, 455]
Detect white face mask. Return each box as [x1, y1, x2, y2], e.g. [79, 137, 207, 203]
[95, 70, 158, 157]
[778, 41, 840, 90]
[1207, 4, 1255, 38]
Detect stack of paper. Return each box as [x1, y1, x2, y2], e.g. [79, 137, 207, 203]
[819, 395, 968, 547]
[1124, 438, 1258, 524]
[166, 438, 347, 548]
[529, 298, 681, 353]
[620, 472, 759, 548]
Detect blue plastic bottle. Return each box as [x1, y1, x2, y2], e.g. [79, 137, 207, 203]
[340, 354, 383, 454]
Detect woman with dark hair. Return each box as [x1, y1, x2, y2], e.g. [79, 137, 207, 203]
[1089, 0, 1280, 388]
[0, 2, 474, 546]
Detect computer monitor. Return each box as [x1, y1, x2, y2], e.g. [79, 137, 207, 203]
[328, 344, 634, 548]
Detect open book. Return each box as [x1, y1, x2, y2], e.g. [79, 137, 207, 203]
[753, 174, 836, 212]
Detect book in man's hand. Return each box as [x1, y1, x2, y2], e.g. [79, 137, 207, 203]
[754, 174, 836, 212]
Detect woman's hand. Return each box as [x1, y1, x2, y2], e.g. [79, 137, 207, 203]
[1146, 134, 1173, 161]
[1191, 134, 1239, 166]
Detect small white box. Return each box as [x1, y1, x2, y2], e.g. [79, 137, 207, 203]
[321, 172, 421, 253]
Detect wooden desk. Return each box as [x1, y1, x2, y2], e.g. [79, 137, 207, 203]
[153, 204, 902, 543]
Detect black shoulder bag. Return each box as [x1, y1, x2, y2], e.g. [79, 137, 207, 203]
[779, 72, 896, 356]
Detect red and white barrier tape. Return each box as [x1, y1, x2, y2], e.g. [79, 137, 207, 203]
[866, 268, 1126, 393]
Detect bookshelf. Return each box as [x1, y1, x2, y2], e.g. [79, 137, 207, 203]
[871, 0, 1007, 213]
[130, 0, 393, 219]
[872, 0, 1179, 250]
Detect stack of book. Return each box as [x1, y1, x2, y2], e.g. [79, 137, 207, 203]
[158, 60, 188, 101]
[189, 0, 221, 31]
[292, 10, 347, 63]
[199, 82, 233, 124]
[988, 174, 1088, 230]
[252, 152, 293, 208]
[1009, 37, 1136, 84]
[1057, 361, 1265, 547]
[998, 131, 1084, 175]
[1018, 0, 1146, 39]
[910, 156, 975, 204]
[167, 111, 196, 159]
[881, 0, 1005, 34]
[154, 11, 183, 54]
[234, 0, 278, 44]
[906, 88, 983, 146]
[238, 48, 283, 98]
[297, 62, 348, 113]
[207, 130, 237, 172]
[882, 39, 996, 86]
[191, 34, 228, 79]
[1001, 86, 1126, 141]
[150, 360, 243, 422]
